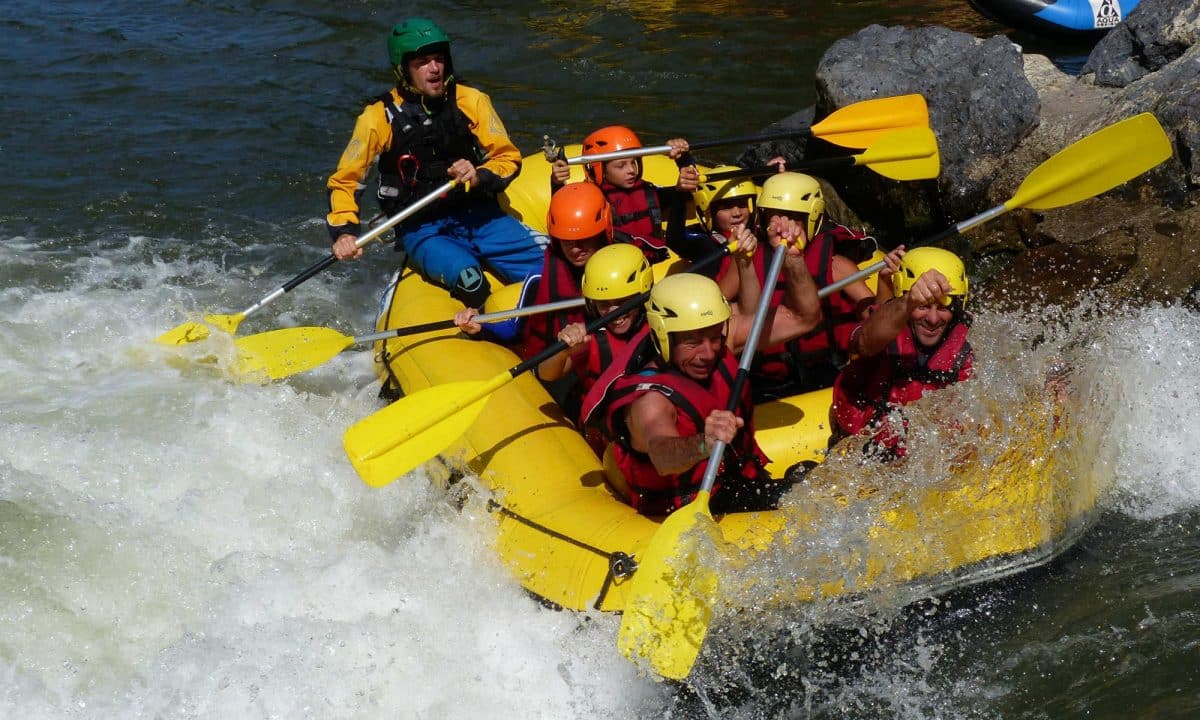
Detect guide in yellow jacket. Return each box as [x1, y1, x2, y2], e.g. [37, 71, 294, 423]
[327, 18, 546, 308]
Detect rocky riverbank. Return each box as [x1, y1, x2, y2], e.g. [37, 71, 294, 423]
[739, 0, 1199, 309]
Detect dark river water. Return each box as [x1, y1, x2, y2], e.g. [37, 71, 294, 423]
[2, 1, 1198, 718]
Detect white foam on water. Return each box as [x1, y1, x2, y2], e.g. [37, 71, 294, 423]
[1, 239, 663, 718]
[6, 236, 1200, 718]
[1088, 304, 1200, 519]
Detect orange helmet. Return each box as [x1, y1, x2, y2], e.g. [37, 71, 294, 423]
[581, 125, 642, 184]
[546, 182, 614, 243]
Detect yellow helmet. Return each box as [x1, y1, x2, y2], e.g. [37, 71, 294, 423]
[694, 166, 758, 222]
[893, 247, 969, 306]
[582, 244, 653, 302]
[757, 172, 825, 240]
[645, 273, 731, 363]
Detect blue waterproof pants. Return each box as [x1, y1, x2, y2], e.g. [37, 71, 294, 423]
[402, 200, 548, 306]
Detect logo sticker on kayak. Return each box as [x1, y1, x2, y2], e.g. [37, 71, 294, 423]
[1091, 0, 1123, 28]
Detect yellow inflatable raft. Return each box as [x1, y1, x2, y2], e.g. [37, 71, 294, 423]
[372, 266, 1105, 613]
[368, 148, 1106, 613]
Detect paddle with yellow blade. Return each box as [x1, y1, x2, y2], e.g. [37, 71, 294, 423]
[232, 297, 586, 381]
[236, 127, 938, 381]
[923, 112, 1172, 243]
[566, 94, 930, 166]
[614, 111, 1173, 681]
[699, 125, 940, 183]
[344, 290, 654, 487]
[155, 180, 458, 346]
[617, 228, 791, 680]
[343, 247, 889, 487]
[238, 254, 893, 384]
[342, 246, 740, 486]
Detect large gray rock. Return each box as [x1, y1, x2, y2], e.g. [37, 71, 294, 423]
[1101, 42, 1200, 191]
[806, 25, 1040, 240]
[743, 17, 1200, 308]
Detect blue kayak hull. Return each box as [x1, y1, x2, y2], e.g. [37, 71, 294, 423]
[969, 0, 1139, 35]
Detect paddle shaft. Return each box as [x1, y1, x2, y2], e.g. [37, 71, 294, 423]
[698, 243, 790, 492]
[496, 247, 732, 385]
[350, 240, 879, 468]
[565, 129, 817, 166]
[356, 248, 732, 463]
[354, 255, 878, 351]
[689, 251, 883, 490]
[512, 247, 728, 375]
[920, 205, 1008, 247]
[231, 180, 457, 321]
[818, 259, 886, 300]
[352, 297, 587, 345]
[701, 157, 857, 184]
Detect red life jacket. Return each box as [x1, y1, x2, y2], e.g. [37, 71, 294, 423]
[831, 316, 974, 454]
[571, 316, 646, 395]
[521, 248, 586, 360]
[601, 179, 668, 263]
[581, 333, 770, 516]
[572, 321, 647, 456]
[750, 224, 871, 392]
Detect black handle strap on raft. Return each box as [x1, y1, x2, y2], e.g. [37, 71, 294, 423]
[487, 499, 636, 611]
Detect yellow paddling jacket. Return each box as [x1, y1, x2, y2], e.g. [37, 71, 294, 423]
[325, 83, 522, 239]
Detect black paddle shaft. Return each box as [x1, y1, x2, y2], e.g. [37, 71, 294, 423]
[688, 128, 815, 152]
[283, 255, 337, 292]
[702, 155, 856, 183]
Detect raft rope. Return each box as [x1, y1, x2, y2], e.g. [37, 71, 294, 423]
[486, 499, 637, 611]
[376, 243, 637, 609]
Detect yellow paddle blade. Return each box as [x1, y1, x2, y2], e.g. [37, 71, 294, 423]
[233, 326, 355, 381]
[155, 321, 211, 345]
[1006, 113, 1172, 211]
[618, 492, 722, 680]
[203, 312, 246, 334]
[854, 126, 941, 181]
[344, 375, 511, 487]
[154, 311, 245, 346]
[812, 94, 929, 149]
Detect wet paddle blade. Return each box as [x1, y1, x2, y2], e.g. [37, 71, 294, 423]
[1006, 113, 1172, 212]
[233, 326, 355, 381]
[344, 377, 507, 487]
[203, 312, 246, 334]
[155, 321, 211, 345]
[855, 126, 941, 181]
[154, 311, 246, 346]
[618, 492, 721, 680]
[811, 94, 930, 149]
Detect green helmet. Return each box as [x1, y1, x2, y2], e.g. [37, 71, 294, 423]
[388, 18, 451, 68]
